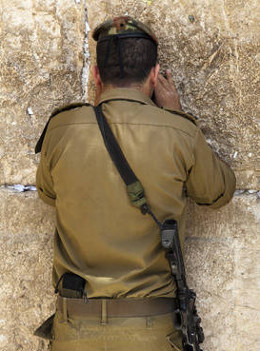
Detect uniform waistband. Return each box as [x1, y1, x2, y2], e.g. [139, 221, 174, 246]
[56, 296, 177, 319]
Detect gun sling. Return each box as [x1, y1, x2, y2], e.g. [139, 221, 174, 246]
[93, 104, 162, 227]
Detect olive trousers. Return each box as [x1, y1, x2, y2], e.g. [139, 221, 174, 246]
[50, 304, 183, 351]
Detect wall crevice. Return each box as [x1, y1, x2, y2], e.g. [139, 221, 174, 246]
[81, 0, 91, 102]
[1, 185, 37, 193]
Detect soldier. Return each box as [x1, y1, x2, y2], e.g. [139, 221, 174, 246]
[35, 16, 236, 351]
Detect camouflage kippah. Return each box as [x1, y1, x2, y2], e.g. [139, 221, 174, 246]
[93, 16, 158, 45]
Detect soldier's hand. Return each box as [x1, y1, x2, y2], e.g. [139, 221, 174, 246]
[154, 69, 182, 111]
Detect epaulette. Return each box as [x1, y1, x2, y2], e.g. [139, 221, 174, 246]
[35, 103, 90, 154]
[163, 108, 198, 125]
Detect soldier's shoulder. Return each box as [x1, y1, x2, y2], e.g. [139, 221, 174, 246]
[35, 103, 93, 153]
[50, 102, 92, 119]
[48, 102, 94, 128]
[147, 105, 199, 137]
[162, 108, 198, 126]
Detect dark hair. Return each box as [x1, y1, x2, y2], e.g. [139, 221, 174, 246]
[96, 37, 157, 86]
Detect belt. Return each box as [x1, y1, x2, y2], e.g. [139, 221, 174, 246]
[56, 295, 177, 318]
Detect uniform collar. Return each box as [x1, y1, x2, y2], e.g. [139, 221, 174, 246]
[98, 87, 156, 106]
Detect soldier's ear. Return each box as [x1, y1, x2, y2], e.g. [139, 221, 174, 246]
[93, 65, 102, 87]
[151, 64, 160, 87]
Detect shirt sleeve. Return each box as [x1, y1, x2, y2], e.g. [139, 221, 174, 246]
[36, 148, 56, 207]
[186, 129, 236, 209]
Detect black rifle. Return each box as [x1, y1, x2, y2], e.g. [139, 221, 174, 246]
[94, 105, 204, 351]
[161, 219, 204, 351]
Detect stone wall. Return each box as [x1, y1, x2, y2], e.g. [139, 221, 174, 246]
[0, 1, 259, 350]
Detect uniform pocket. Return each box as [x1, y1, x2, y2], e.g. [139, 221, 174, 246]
[166, 330, 183, 351]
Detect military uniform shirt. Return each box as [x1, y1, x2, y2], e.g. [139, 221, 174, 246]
[36, 88, 236, 298]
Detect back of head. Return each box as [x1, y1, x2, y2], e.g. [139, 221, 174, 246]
[93, 17, 158, 87]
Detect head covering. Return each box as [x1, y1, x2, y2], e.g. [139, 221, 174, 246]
[93, 16, 158, 45]
[93, 16, 158, 79]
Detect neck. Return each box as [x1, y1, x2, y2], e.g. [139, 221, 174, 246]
[102, 81, 153, 98]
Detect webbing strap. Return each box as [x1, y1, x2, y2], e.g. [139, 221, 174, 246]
[94, 105, 137, 186]
[93, 105, 161, 226]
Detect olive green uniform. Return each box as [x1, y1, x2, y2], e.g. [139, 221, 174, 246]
[36, 88, 235, 350]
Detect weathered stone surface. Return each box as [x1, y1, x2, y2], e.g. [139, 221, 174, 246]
[0, 0, 86, 185]
[0, 189, 55, 351]
[1, 1, 260, 351]
[86, 0, 260, 189]
[185, 193, 260, 351]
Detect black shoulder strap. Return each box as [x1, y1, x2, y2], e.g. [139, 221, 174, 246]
[93, 105, 161, 228]
[35, 117, 52, 154]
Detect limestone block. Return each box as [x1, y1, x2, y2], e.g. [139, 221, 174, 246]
[86, 0, 260, 189]
[0, 0, 86, 185]
[185, 193, 260, 351]
[0, 189, 55, 351]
